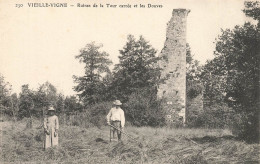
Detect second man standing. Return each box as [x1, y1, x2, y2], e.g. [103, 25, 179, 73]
[106, 100, 125, 141]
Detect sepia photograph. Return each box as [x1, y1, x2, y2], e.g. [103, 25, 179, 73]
[0, 0, 259, 163]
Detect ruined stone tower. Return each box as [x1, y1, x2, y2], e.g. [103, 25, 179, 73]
[158, 9, 190, 124]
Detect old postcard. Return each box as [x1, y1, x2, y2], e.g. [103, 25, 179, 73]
[0, 0, 259, 163]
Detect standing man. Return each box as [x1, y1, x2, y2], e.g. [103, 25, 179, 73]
[106, 100, 125, 141]
[43, 105, 59, 150]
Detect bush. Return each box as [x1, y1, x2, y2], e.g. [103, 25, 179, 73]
[66, 95, 166, 128]
[124, 88, 165, 127]
[187, 103, 232, 128]
[86, 101, 112, 128]
[230, 108, 259, 143]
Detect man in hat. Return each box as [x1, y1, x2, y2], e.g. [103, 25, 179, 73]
[106, 100, 125, 141]
[43, 105, 59, 149]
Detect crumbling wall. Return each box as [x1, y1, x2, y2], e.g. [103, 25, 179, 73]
[158, 9, 190, 125]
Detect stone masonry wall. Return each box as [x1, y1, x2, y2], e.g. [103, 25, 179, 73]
[158, 9, 190, 125]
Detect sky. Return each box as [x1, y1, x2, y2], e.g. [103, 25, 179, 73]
[0, 0, 251, 96]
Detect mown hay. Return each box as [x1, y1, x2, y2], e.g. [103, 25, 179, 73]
[1, 120, 259, 163]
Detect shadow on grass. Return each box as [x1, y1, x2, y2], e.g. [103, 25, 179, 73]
[95, 138, 109, 144]
[191, 135, 236, 144]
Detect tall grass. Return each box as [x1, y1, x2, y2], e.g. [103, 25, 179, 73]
[1, 119, 259, 163]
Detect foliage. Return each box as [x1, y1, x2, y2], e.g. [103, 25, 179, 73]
[243, 1, 260, 21]
[73, 42, 112, 105]
[91, 35, 165, 128]
[71, 36, 164, 128]
[64, 96, 82, 114]
[200, 3, 260, 142]
[0, 74, 14, 117]
[33, 82, 59, 117]
[38, 82, 58, 105]
[85, 101, 112, 128]
[214, 23, 259, 106]
[18, 85, 35, 119]
[200, 57, 228, 105]
[124, 87, 165, 127]
[18, 82, 65, 119]
[230, 108, 259, 143]
[0, 74, 11, 96]
[186, 44, 204, 126]
[111, 35, 161, 101]
[186, 44, 202, 83]
[55, 93, 65, 115]
[187, 103, 233, 128]
[9, 93, 20, 120]
[0, 79, 83, 121]
[186, 43, 203, 100]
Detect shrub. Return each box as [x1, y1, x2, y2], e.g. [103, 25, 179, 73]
[87, 101, 112, 128]
[124, 88, 165, 127]
[187, 103, 232, 128]
[230, 108, 259, 143]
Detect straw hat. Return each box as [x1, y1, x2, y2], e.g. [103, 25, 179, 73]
[113, 100, 122, 106]
[48, 106, 55, 111]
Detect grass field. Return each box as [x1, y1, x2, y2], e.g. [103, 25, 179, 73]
[0, 119, 259, 164]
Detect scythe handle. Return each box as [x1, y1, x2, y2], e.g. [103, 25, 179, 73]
[108, 124, 138, 142]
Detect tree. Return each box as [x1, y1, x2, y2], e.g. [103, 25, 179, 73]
[112, 35, 161, 101]
[124, 87, 165, 127]
[202, 2, 260, 142]
[9, 93, 19, 122]
[35, 81, 58, 116]
[18, 85, 35, 128]
[38, 82, 58, 104]
[185, 44, 206, 127]
[109, 35, 164, 126]
[0, 74, 15, 120]
[0, 74, 12, 110]
[186, 44, 203, 100]
[56, 93, 65, 115]
[73, 42, 112, 105]
[64, 96, 82, 114]
[243, 1, 260, 22]
[200, 57, 228, 105]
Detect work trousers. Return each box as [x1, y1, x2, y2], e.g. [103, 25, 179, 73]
[111, 121, 121, 140]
